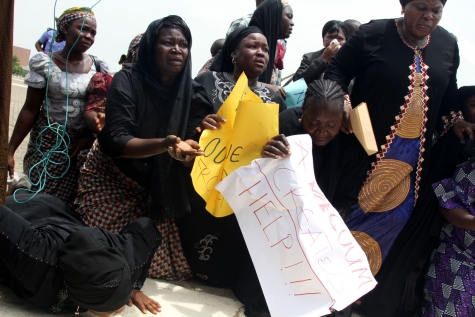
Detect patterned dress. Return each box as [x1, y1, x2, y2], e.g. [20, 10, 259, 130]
[421, 162, 475, 316]
[22, 53, 109, 203]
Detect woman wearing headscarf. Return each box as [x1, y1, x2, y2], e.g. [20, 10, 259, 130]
[324, 0, 470, 316]
[0, 193, 161, 315]
[177, 26, 286, 317]
[118, 33, 143, 66]
[7, 7, 109, 204]
[292, 20, 349, 84]
[73, 16, 212, 281]
[248, 0, 294, 92]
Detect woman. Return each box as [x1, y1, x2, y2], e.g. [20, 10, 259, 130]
[73, 16, 211, 280]
[7, 7, 109, 204]
[176, 26, 286, 317]
[196, 26, 286, 114]
[324, 0, 466, 315]
[262, 79, 370, 317]
[0, 193, 161, 315]
[118, 33, 143, 66]
[263, 79, 368, 218]
[420, 86, 475, 316]
[293, 20, 348, 84]
[210, 0, 294, 98]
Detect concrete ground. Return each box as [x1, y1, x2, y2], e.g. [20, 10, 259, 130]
[3, 76, 362, 317]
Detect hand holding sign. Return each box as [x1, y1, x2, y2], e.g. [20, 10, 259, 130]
[216, 135, 377, 317]
[191, 72, 279, 217]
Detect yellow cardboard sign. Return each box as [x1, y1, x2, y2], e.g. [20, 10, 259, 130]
[191, 73, 279, 217]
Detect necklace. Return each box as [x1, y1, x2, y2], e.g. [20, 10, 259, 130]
[400, 18, 427, 50]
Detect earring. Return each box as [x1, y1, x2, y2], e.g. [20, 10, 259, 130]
[75, 306, 80, 315]
[232, 57, 236, 64]
[298, 116, 302, 123]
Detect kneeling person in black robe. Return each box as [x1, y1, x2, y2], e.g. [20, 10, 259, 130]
[0, 193, 162, 316]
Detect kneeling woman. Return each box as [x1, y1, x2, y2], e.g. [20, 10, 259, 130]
[177, 26, 286, 317]
[74, 16, 211, 280]
[0, 193, 161, 316]
[262, 79, 369, 316]
[263, 79, 368, 218]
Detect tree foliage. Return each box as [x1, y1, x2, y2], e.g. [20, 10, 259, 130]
[12, 54, 27, 77]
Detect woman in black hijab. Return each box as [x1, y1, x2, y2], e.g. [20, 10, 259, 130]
[0, 193, 161, 315]
[177, 26, 286, 317]
[74, 16, 212, 281]
[248, 0, 294, 98]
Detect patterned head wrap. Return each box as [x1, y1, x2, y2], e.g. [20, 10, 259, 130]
[119, 33, 144, 65]
[56, 7, 95, 42]
[400, 0, 446, 6]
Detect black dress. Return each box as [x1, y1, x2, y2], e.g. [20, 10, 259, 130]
[324, 19, 460, 316]
[176, 70, 287, 317]
[0, 193, 161, 313]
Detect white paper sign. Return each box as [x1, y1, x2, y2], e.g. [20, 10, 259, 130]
[216, 134, 377, 317]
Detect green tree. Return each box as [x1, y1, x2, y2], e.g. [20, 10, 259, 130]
[12, 54, 27, 77]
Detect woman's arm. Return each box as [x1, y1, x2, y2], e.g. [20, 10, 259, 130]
[439, 206, 475, 231]
[7, 86, 45, 177]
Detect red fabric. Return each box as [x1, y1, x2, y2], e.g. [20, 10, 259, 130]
[274, 41, 285, 70]
[84, 72, 113, 114]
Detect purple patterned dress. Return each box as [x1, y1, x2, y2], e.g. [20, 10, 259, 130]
[421, 162, 475, 316]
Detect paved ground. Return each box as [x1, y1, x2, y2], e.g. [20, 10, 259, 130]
[3, 76, 362, 317]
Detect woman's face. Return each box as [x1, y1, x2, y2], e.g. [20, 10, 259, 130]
[278, 6, 294, 39]
[153, 27, 189, 81]
[323, 28, 346, 48]
[64, 17, 96, 52]
[232, 33, 270, 79]
[462, 95, 475, 124]
[402, 0, 443, 40]
[302, 98, 342, 147]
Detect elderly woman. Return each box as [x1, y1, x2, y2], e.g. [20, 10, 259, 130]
[7, 7, 109, 204]
[293, 20, 348, 84]
[262, 79, 368, 317]
[0, 193, 161, 315]
[324, 0, 467, 315]
[177, 26, 286, 317]
[74, 16, 211, 281]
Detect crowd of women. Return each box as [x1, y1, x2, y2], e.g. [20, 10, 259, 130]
[2, 0, 475, 316]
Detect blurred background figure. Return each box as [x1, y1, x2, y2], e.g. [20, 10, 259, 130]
[35, 27, 65, 54]
[197, 38, 225, 76]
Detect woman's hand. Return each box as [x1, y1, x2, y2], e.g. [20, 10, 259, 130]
[7, 152, 15, 179]
[127, 289, 161, 314]
[453, 119, 475, 140]
[196, 114, 227, 133]
[69, 134, 94, 158]
[340, 101, 353, 134]
[263, 83, 287, 100]
[262, 134, 291, 159]
[322, 42, 340, 64]
[166, 136, 203, 161]
[85, 111, 106, 133]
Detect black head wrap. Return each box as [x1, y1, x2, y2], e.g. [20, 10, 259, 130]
[210, 26, 265, 73]
[249, 0, 283, 84]
[458, 86, 475, 105]
[400, 0, 446, 6]
[133, 16, 195, 220]
[58, 231, 132, 312]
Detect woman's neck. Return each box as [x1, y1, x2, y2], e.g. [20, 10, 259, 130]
[230, 70, 259, 88]
[57, 45, 84, 62]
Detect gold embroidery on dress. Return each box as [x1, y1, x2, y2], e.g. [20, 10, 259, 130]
[351, 231, 382, 276]
[359, 159, 413, 212]
[396, 71, 424, 138]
